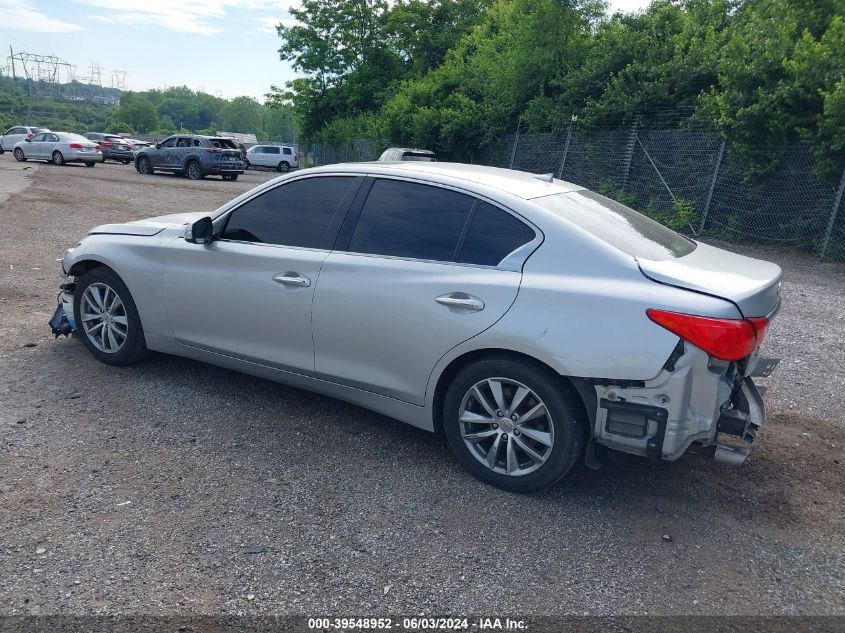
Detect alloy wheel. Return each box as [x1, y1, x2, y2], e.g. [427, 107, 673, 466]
[80, 283, 129, 353]
[458, 377, 555, 476]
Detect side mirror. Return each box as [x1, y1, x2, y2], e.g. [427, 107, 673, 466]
[25, 138, 31, 142]
[185, 216, 214, 244]
[155, 143, 161, 149]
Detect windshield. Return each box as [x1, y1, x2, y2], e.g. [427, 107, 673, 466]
[533, 190, 696, 260]
[32, 127, 48, 133]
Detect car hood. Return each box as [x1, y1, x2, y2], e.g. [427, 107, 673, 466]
[89, 212, 208, 237]
[637, 241, 782, 318]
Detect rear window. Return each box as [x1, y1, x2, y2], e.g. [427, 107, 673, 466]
[210, 138, 238, 149]
[401, 152, 436, 162]
[63, 133, 89, 142]
[534, 190, 695, 260]
[32, 127, 48, 134]
[105, 135, 125, 143]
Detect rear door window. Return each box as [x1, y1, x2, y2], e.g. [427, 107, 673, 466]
[221, 176, 358, 248]
[268, 147, 280, 155]
[346, 179, 475, 262]
[457, 203, 536, 266]
[283, 147, 292, 155]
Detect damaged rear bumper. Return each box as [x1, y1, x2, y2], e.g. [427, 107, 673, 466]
[589, 343, 777, 467]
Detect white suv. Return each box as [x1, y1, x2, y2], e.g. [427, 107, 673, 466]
[245, 144, 298, 172]
[0, 125, 50, 154]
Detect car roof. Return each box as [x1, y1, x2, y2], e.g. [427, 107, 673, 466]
[310, 162, 583, 200]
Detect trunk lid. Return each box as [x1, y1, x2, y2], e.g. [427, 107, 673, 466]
[637, 242, 782, 317]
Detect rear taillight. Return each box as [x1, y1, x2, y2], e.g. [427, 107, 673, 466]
[69, 143, 83, 148]
[101, 141, 113, 146]
[646, 309, 768, 362]
[95, 144, 101, 150]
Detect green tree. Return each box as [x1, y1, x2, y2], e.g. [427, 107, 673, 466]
[113, 97, 158, 133]
[220, 96, 264, 136]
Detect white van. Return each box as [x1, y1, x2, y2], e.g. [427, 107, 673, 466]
[245, 145, 298, 172]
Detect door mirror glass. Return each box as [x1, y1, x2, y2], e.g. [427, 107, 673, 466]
[25, 138, 31, 142]
[185, 217, 214, 244]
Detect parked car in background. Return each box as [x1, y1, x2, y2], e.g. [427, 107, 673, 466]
[127, 138, 151, 151]
[85, 133, 134, 164]
[245, 144, 298, 172]
[134, 134, 244, 181]
[14, 132, 102, 167]
[0, 125, 50, 154]
[51, 162, 781, 492]
[378, 147, 437, 161]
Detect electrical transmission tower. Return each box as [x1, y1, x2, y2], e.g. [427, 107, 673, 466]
[7, 47, 74, 84]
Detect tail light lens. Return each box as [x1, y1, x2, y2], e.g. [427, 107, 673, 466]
[646, 309, 769, 362]
[100, 141, 113, 146]
[26, 133, 33, 139]
[95, 144, 101, 150]
[69, 143, 83, 148]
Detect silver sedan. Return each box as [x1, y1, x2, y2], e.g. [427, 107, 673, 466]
[52, 163, 782, 492]
[14, 132, 103, 167]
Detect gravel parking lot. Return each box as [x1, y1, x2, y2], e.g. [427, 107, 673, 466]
[1, 158, 843, 619]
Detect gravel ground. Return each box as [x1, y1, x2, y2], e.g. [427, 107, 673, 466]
[0, 158, 843, 618]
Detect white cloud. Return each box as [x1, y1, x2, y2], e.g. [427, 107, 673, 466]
[73, 0, 248, 36]
[255, 16, 297, 34]
[0, 0, 84, 32]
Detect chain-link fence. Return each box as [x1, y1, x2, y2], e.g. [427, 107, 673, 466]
[302, 122, 845, 260]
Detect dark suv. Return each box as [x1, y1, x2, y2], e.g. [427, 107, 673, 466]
[134, 135, 245, 181]
[85, 133, 134, 163]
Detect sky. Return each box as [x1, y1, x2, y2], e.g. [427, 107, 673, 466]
[0, 0, 652, 102]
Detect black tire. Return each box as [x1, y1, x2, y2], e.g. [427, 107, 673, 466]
[52, 151, 65, 166]
[73, 267, 148, 366]
[14, 147, 26, 162]
[244, 160, 250, 170]
[443, 358, 586, 493]
[137, 156, 153, 175]
[0, 147, 5, 154]
[85, 162, 95, 168]
[277, 161, 290, 173]
[185, 160, 204, 180]
[222, 174, 238, 181]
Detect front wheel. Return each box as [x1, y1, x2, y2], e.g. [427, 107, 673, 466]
[137, 156, 153, 175]
[14, 148, 26, 162]
[73, 267, 148, 366]
[185, 160, 203, 180]
[443, 359, 586, 493]
[52, 151, 65, 166]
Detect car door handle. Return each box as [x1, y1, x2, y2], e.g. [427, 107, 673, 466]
[436, 293, 485, 312]
[273, 272, 311, 287]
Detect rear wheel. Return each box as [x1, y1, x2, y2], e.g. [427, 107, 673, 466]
[443, 358, 586, 493]
[73, 267, 148, 366]
[277, 161, 290, 173]
[244, 160, 250, 169]
[85, 162, 95, 168]
[137, 156, 153, 175]
[52, 151, 65, 166]
[14, 147, 26, 162]
[186, 160, 203, 180]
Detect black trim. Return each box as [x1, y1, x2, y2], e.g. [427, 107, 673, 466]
[600, 399, 668, 462]
[333, 176, 375, 252]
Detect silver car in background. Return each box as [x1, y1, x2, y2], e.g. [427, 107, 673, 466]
[14, 132, 102, 167]
[52, 163, 781, 492]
